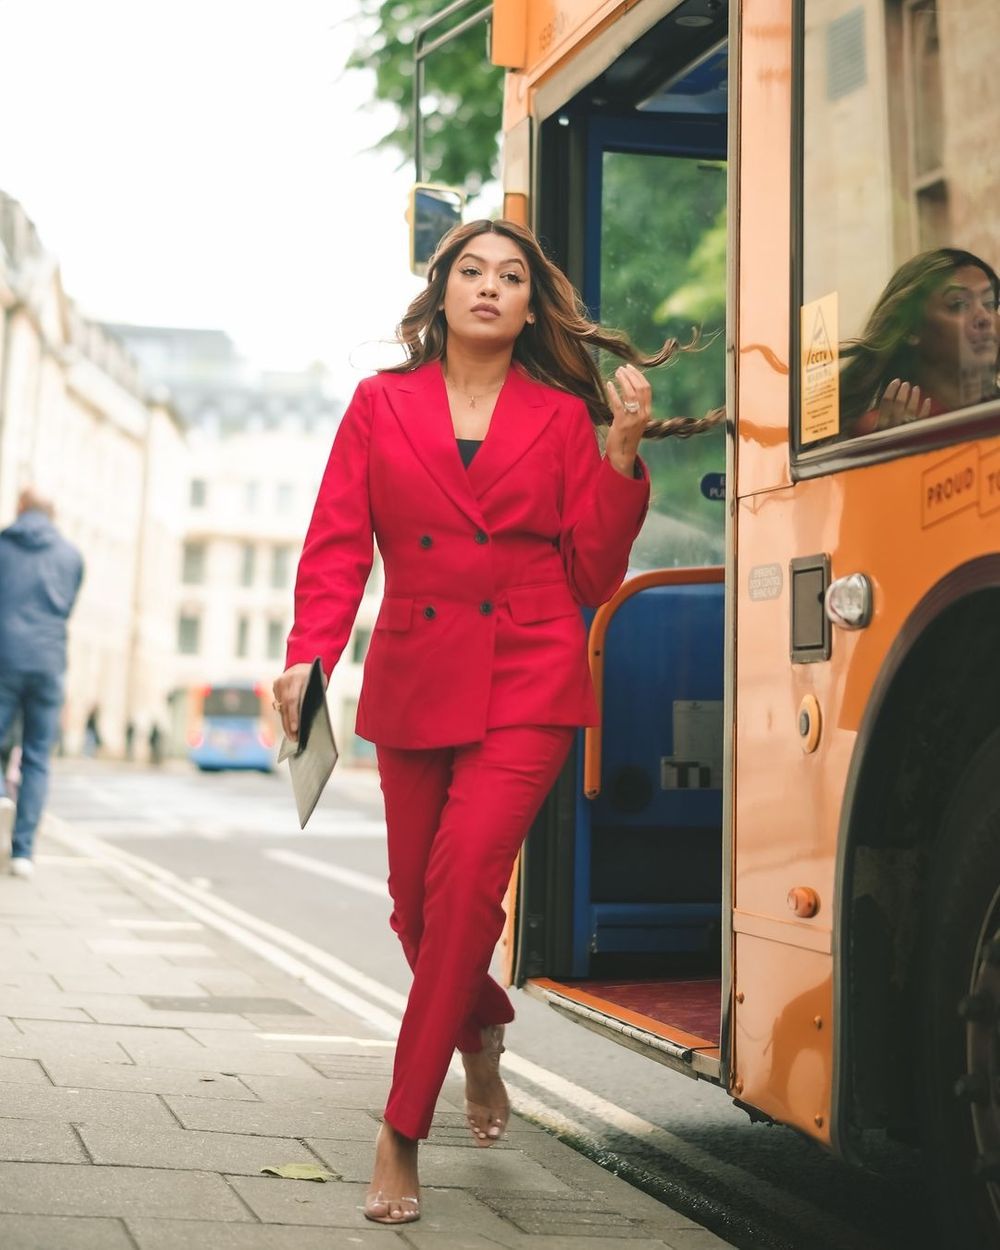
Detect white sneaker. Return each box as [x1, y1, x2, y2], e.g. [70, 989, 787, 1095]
[0, 796, 14, 857]
[9, 857, 34, 880]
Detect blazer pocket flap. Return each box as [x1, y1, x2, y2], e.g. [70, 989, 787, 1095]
[507, 583, 579, 625]
[375, 597, 414, 632]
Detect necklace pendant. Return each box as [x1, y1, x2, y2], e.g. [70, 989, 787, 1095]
[469, 396, 477, 408]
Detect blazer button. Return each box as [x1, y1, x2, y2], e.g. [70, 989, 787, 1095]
[419, 535, 433, 549]
[480, 601, 493, 615]
[474, 530, 488, 545]
[423, 605, 436, 620]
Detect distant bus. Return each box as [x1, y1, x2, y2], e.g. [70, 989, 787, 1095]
[187, 683, 276, 772]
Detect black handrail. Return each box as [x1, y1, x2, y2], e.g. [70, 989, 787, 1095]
[413, 0, 492, 183]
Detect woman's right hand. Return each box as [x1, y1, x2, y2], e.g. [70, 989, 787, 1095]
[876, 378, 932, 429]
[271, 663, 313, 743]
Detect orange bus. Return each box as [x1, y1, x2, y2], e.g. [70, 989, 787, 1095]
[413, 1, 1000, 1242]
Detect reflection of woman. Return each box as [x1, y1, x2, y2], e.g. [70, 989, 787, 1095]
[840, 248, 1000, 434]
[271, 218, 720, 1227]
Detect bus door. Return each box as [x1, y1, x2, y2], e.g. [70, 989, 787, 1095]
[512, 18, 731, 1083]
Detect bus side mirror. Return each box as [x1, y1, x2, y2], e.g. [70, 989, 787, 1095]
[408, 184, 464, 276]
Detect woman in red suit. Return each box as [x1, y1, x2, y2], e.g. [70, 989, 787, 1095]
[272, 218, 719, 1225]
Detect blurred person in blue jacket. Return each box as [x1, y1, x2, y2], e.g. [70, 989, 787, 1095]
[0, 487, 83, 878]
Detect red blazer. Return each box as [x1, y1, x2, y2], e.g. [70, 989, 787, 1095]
[286, 361, 649, 749]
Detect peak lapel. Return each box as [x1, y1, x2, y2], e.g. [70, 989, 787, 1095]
[383, 362, 485, 528]
[467, 367, 557, 499]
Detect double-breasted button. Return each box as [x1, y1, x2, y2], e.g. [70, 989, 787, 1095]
[474, 530, 488, 545]
[479, 601, 493, 615]
[419, 535, 433, 549]
[423, 605, 436, 620]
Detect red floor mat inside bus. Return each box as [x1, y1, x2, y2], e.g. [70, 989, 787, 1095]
[571, 977, 721, 1045]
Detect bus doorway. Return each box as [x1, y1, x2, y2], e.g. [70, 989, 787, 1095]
[511, 20, 731, 1084]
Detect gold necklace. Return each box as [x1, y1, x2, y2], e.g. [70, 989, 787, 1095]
[444, 371, 507, 409]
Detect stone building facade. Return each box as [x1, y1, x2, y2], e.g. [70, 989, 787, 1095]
[0, 191, 187, 757]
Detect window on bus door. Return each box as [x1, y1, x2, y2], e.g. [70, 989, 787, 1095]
[800, 0, 1000, 448]
[599, 149, 726, 568]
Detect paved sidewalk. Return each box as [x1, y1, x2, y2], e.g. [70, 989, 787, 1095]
[0, 827, 735, 1250]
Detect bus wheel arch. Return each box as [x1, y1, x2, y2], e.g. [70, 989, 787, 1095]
[919, 729, 1000, 1245]
[837, 569, 1000, 1161]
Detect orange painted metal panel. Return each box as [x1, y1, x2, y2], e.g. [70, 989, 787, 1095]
[502, 0, 630, 131]
[733, 935, 832, 1143]
[736, 0, 793, 497]
[492, 0, 528, 68]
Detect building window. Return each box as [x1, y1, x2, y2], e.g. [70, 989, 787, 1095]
[905, 0, 948, 249]
[190, 478, 207, 507]
[240, 543, 256, 587]
[351, 627, 371, 664]
[236, 614, 249, 658]
[181, 541, 206, 585]
[177, 614, 201, 655]
[244, 481, 260, 512]
[276, 482, 294, 512]
[271, 545, 292, 589]
[266, 620, 285, 661]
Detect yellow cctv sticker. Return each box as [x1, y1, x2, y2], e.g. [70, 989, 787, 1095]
[800, 293, 840, 444]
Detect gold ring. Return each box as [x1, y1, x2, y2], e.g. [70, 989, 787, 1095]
[623, 401, 640, 413]
[272, 699, 282, 711]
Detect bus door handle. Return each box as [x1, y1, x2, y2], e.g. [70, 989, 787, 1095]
[584, 566, 725, 799]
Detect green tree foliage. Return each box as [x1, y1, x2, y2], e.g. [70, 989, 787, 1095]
[348, 0, 503, 189]
[599, 152, 726, 563]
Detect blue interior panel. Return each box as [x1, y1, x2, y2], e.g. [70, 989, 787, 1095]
[572, 581, 725, 974]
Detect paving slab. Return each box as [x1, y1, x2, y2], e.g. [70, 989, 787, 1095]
[41, 1059, 256, 1098]
[122, 1045, 319, 1076]
[0, 1118, 87, 1162]
[52, 972, 211, 995]
[0, 1035, 134, 1064]
[0, 1160, 251, 1220]
[0, 1081, 176, 1128]
[127, 1219, 393, 1249]
[229, 1174, 517, 1235]
[0, 1214, 135, 1250]
[78, 1122, 328, 1176]
[163, 1093, 377, 1140]
[308, 1137, 574, 1195]
[238, 1073, 391, 1106]
[0, 1057, 50, 1084]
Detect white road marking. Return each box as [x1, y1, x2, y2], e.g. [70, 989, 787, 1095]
[262, 848, 388, 897]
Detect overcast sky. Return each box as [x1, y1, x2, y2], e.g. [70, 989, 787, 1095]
[0, 0, 457, 397]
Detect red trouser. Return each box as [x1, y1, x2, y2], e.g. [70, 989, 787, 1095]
[376, 725, 574, 1140]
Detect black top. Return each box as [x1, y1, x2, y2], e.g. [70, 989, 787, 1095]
[456, 437, 483, 468]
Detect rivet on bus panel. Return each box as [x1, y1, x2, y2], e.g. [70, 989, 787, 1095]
[736, 990, 745, 1003]
[814, 1114, 825, 1128]
[797, 694, 822, 753]
[787, 886, 820, 918]
[814, 1015, 823, 1030]
[734, 1078, 744, 1095]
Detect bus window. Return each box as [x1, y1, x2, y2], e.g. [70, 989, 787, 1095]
[800, 0, 1000, 446]
[599, 147, 727, 567]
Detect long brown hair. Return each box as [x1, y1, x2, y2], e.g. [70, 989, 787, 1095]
[840, 248, 1000, 430]
[386, 218, 723, 440]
